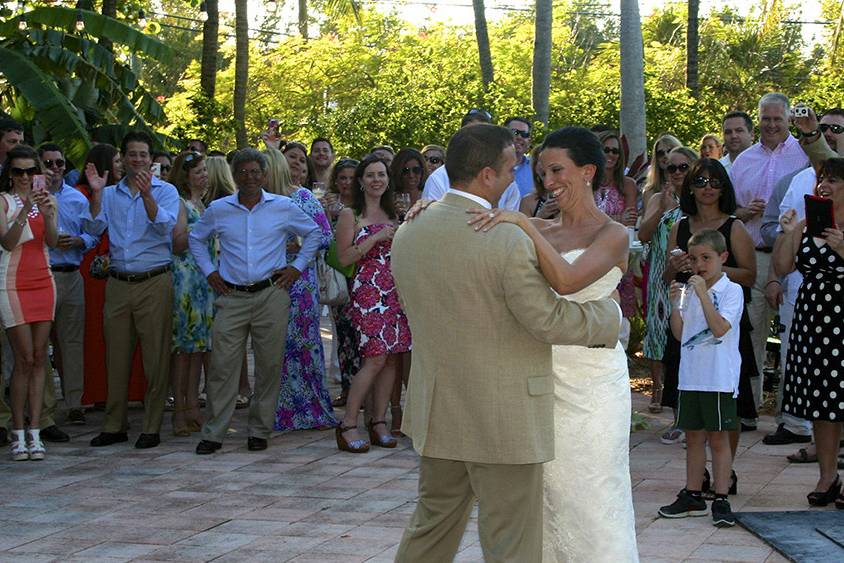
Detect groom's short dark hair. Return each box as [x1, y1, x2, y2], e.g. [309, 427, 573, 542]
[445, 124, 514, 186]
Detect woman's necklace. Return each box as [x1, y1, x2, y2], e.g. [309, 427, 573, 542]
[13, 193, 39, 219]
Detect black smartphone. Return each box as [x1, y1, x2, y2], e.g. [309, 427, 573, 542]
[804, 194, 836, 238]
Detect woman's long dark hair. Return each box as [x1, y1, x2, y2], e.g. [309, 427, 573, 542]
[390, 148, 428, 194]
[76, 144, 121, 188]
[352, 155, 396, 219]
[679, 158, 737, 216]
[0, 145, 42, 193]
[283, 141, 315, 188]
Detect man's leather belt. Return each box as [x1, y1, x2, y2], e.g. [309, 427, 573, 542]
[109, 264, 170, 283]
[756, 246, 773, 253]
[224, 275, 280, 293]
[50, 264, 79, 272]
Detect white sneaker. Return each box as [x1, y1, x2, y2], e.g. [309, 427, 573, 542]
[10, 439, 28, 461]
[27, 432, 46, 461]
[661, 428, 685, 445]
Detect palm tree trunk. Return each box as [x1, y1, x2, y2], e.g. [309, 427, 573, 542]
[100, 0, 116, 52]
[686, 0, 700, 98]
[234, 0, 249, 148]
[299, 0, 308, 38]
[620, 0, 647, 168]
[200, 0, 219, 98]
[472, 0, 494, 89]
[532, 0, 553, 126]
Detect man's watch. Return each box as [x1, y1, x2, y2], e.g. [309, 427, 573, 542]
[799, 129, 820, 138]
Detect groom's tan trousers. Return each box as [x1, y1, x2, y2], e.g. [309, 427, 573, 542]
[395, 456, 543, 563]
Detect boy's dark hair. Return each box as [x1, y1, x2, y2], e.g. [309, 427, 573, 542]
[688, 229, 727, 255]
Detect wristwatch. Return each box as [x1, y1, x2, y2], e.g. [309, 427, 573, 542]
[799, 128, 820, 139]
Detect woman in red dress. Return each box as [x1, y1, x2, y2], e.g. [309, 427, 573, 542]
[0, 145, 58, 461]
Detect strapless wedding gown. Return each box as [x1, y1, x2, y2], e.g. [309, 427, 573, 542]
[543, 249, 639, 563]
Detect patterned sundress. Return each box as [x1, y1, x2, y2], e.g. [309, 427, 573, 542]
[642, 206, 682, 361]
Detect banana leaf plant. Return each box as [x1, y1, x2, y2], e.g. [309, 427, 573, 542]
[0, 6, 175, 167]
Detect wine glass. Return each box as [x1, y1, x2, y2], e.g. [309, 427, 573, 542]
[311, 182, 327, 199]
[395, 193, 411, 221]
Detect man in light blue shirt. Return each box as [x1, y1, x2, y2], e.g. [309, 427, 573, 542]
[190, 148, 322, 455]
[504, 116, 535, 198]
[84, 131, 180, 450]
[42, 144, 98, 428]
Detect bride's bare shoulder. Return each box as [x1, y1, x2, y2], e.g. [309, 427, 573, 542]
[530, 217, 557, 232]
[597, 219, 629, 243]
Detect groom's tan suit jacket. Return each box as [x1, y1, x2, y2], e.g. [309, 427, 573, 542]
[391, 193, 620, 466]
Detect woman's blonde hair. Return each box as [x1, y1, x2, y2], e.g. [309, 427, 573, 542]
[204, 156, 235, 204]
[644, 133, 682, 197]
[264, 148, 294, 196]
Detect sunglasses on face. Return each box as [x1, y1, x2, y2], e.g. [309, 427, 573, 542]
[603, 147, 620, 155]
[667, 163, 690, 174]
[43, 159, 65, 169]
[510, 128, 530, 139]
[401, 166, 422, 176]
[691, 176, 723, 189]
[160, 165, 172, 172]
[10, 166, 39, 177]
[819, 123, 844, 135]
[426, 156, 442, 165]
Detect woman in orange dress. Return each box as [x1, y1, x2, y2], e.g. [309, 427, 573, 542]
[0, 145, 58, 461]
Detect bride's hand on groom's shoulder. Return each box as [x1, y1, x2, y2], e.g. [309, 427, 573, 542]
[403, 198, 434, 221]
[466, 208, 527, 232]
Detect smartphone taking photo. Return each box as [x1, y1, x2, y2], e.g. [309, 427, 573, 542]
[805, 194, 836, 238]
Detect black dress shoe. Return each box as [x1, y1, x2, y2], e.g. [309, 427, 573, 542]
[247, 437, 267, 451]
[0, 427, 8, 446]
[195, 439, 222, 455]
[41, 425, 70, 443]
[90, 432, 128, 447]
[763, 423, 812, 445]
[134, 433, 160, 449]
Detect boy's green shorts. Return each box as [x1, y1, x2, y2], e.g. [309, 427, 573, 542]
[677, 390, 739, 432]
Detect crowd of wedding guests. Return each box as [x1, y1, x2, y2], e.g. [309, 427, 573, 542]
[0, 94, 841, 510]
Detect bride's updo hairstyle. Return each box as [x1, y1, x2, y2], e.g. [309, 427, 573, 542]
[540, 127, 606, 188]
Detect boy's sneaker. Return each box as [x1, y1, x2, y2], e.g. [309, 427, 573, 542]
[658, 489, 708, 518]
[660, 428, 685, 445]
[26, 433, 46, 461]
[711, 498, 736, 527]
[9, 439, 28, 461]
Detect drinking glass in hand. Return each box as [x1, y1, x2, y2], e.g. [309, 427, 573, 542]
[395, 193, 411, 221]
[311, 182, 327, 200]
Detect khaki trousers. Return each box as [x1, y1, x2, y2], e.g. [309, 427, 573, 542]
[746, 250, 773, 415]
[202, 286, 290, 443]
[395, 456, 543, 563]
[53, 270, 85, 408]
[102, 272, 173, 434]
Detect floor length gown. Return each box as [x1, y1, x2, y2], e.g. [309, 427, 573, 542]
[543, 249, 639, 563]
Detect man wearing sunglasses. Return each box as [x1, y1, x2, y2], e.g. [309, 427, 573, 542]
[505, 117, 534, 198]
[40, 144, 99, 430]
[422, 108, 522, 211]
[729, 93, 810, 425]
[759, 107, 844, 447]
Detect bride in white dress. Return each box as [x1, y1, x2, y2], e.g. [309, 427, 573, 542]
[469, 127, 639, 562]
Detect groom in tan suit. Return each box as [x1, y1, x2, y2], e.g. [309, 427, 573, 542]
[391, 124, 621, 562]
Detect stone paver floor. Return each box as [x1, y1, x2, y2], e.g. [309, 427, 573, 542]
[0, 327, 838, 562]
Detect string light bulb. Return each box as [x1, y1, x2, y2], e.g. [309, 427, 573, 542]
[138, 9, 147, 29]
[199, 1, 208, 22]
[75, 10, 85, 32]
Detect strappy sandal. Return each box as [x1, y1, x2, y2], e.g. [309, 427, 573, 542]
[787, 447, 818, 463]
[367, 419, 397, 448]
[336, 424, 369, 453]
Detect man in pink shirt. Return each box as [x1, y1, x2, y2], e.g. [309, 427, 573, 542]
[729, 92, 810, 427]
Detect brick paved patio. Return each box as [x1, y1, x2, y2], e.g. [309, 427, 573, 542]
[0, 329, 837, 562]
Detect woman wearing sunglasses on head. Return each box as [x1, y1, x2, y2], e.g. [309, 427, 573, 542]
[0, 145, 59, 461]
[661, 158, 758, 493]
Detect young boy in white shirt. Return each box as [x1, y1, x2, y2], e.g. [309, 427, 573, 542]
[658, 229, 744, 528]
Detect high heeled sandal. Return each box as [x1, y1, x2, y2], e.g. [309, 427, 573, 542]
[807, 475, 841, 506]
[336, 424, 369, 453]
[367, 419, 397, 448]
[390, 406, 405, 438]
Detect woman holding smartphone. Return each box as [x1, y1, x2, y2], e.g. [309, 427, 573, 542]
[0, 145, 59, 461]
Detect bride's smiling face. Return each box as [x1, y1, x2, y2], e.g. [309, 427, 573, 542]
[538, 148, 595, 210]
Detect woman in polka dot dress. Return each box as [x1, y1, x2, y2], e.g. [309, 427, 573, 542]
[774, 158, 844, 508]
